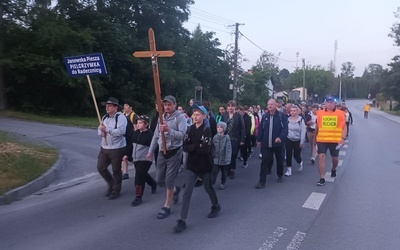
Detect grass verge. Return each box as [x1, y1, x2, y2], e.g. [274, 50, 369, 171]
[0, 110, 99, 128]
[0, 132, 58, 195]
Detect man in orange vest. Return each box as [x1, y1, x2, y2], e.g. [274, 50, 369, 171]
[315, 96, 347, 186]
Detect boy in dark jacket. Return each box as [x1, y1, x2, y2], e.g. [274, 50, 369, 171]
[173, 104, 221, 233]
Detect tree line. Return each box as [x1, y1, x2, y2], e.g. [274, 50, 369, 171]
[1, 1, 399, 116]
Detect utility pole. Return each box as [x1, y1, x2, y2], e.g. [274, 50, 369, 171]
[231, 22, 244, 103]
[302, 58, 306, 101]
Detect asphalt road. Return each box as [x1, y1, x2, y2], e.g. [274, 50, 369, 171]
[1, 100, 399, 250]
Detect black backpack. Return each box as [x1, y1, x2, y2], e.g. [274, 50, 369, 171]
[102, 114, 133, 143]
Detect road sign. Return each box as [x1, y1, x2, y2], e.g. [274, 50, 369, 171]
[64, 53, 107, 77]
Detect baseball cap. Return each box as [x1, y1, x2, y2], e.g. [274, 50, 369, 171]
[137, 115, 149, 124]
[325, 96, 335, 102]
[163, 95, 176, 103]
[192, 103, 208, 115]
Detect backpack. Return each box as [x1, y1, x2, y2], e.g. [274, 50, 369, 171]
[102, 114, 133, 143]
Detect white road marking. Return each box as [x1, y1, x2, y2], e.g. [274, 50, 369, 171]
[339, 151, 346, 156]
[338, 159, 343, 167]
[258, 227, 287, 250]
[343, 144, 348, 148]
[286, 231, 307, 250]
[302, 192, 326, 210]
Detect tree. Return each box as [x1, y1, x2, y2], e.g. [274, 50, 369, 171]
[341, 62, 355, 78]
[286, 66, 335, 100]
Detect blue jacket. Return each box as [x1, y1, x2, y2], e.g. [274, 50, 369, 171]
[257, 111, 288, 147]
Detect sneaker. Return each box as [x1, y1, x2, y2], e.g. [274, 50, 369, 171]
[208, 204, 221, 218]
[284, 169, 292, 176]
[173, 219, 187, 233]
[242, 163, 248, 168]
[122, 173, 129, 180]
[255, 182, 265, 189]
[298, 161, 303, 171]
[108, 191, 120, 200]
[157, 207, 170, 219]
[173, 186, 181, 204]
[277, 176, 283, 183]
[238, 156, 243, 161]
[331, 170, 337, 178]
[311, 158, 315, 165]
[131, 197, 142, 207]
[259, 153, 262, 159]
[218, 184, 226, 190]
[317, 178, 325, 186]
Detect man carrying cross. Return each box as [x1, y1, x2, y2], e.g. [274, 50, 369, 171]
[147, 95, 187, 219]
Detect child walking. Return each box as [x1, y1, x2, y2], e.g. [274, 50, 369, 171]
[130, 115, 157, 206]
[173, 104, 221, 233]
[212, 122, 232, 190]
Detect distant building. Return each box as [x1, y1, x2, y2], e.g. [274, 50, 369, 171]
[292, 87, 307, 101]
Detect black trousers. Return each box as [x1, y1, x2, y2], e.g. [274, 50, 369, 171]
[134, 161, 157, 197]
[259, 145, 284, 184]
[285, 139, 302, 167]
[212, 164, 228, 185]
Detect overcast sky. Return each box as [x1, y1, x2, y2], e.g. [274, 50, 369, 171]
[184, 0, 400, 76]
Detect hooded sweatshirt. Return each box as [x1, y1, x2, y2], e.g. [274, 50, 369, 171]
[149, 110, 187, 153]
[287, 116, 306, 145]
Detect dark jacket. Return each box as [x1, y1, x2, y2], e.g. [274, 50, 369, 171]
[222, 112, 245, 154]
[243, 113, 252, 138]
[257, 111, 288, 147]
[131, 129, 153, 162]
[183, 123, 213, 174]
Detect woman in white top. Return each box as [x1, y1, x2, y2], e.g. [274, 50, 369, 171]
[284, 105, 306, 176]
[306, 104, 318, 164]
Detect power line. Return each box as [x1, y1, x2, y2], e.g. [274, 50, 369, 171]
[187, 21, 232, 34]
[190, 7, 236, 23]
[190, 15, 230, 27]
[239, 31, 297, 63]
[190, 10, 233, 25]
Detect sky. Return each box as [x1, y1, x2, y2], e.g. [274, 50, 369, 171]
[183, 0, 400, 77]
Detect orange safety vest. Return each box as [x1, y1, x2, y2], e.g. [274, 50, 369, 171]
[316, 109, 345, 143]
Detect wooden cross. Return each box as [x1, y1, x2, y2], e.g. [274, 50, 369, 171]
[133, 28, 175, 154]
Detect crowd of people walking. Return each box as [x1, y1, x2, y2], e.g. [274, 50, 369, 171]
[96, 95, 353, 232]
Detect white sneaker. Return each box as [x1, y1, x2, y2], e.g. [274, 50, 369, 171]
[284, 169, 292, 176]
[298, 161, 303, 171]
[259, 153, 262, 159]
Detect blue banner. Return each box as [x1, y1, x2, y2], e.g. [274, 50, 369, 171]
[64, 53, 107, 77]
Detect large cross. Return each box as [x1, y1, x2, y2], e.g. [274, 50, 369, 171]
[133, 28, 175, 154]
